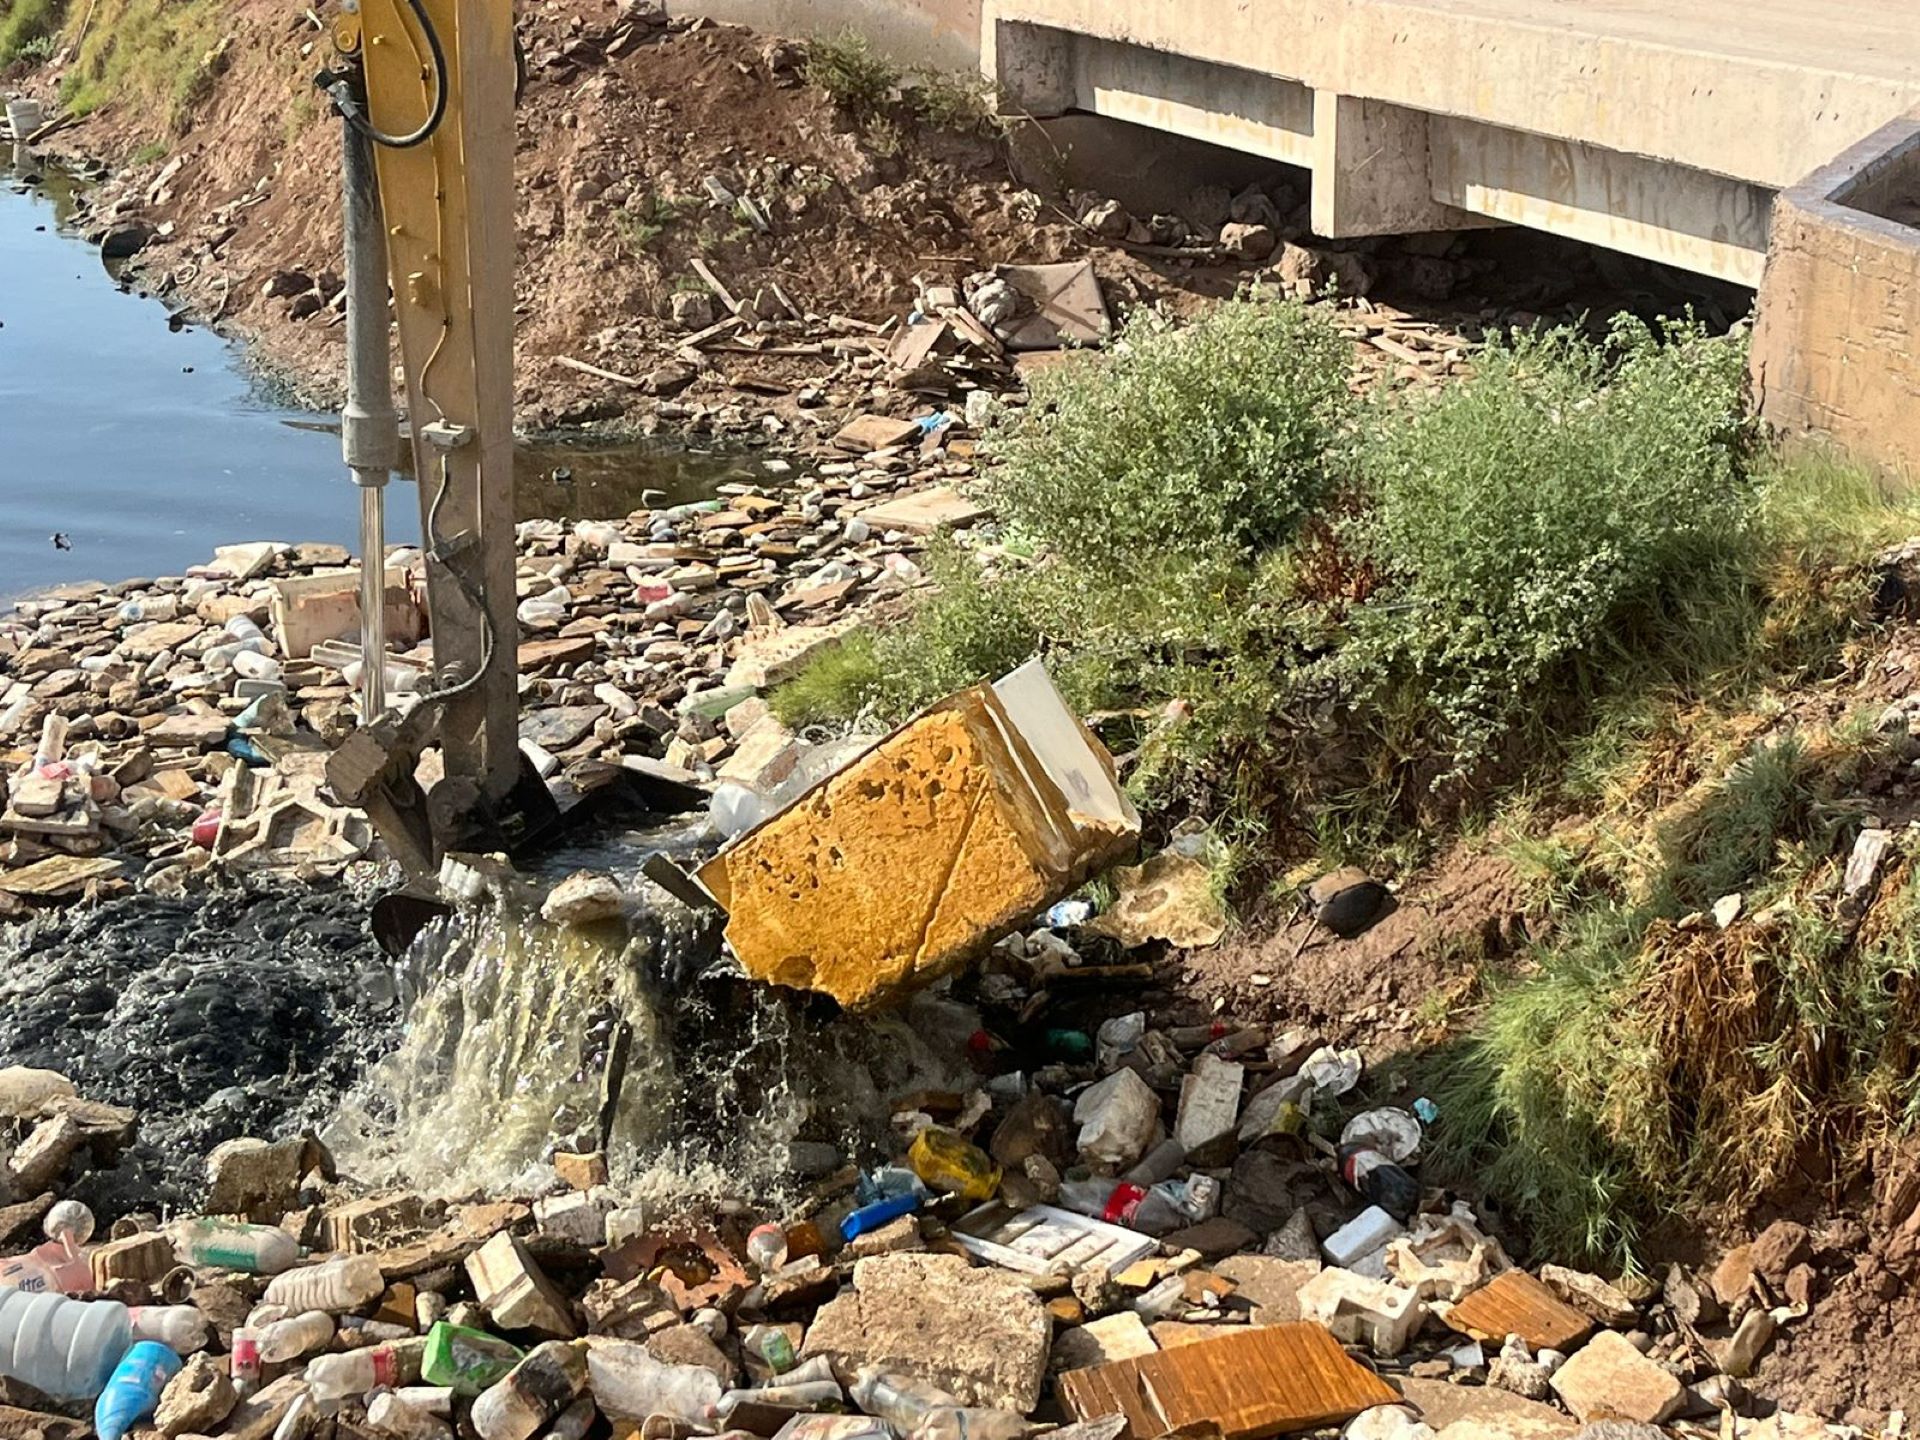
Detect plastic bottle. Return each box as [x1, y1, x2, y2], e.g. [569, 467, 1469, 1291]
[129, 1306, 209, 1354]
[541, 1396, 595, 1440]
[306, 1340, 426, 1412]
[171, 1219, 300, 1274]
[910, 1411, 1028, 1440]
[263, 1254, 384, 1313]
[741, 1324, 796, 1375]
[586, 1338, 721, 1424]
[712, 1381, 842, 1420]
[246, 1304, 290, 1329]
[43, 1202, 95, 1246]
[230, 1327, 262, 1396]
[1336, 1144, 1421, 1223]
[421, 1322, 522, 1396]
[1121, 1139, 1188, 1187]
[367, 1389, 454, 1440]
[905, 1129, 1001, 1203]
[745, 1224, 787, 1273]
[338, 1316, 416, 1348]
[0, 1253, 63, 1295]
[472, 1341, 589, 1440]
[232, 650, 283, 682]
[94, 1341, 180, 1440]
[0, 1291, 132, 1399]
[839, 1193, 919, 1244]
[225, 615, 269, 646]
[259, 1311, 334, 1363]
[849, 1369, 960, 1430]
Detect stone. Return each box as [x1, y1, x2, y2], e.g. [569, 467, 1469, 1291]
[1075, 1068, 1161, 1170]
[155, 1353, 236, 1438]
[1708, 1245, 1754, 1307]
[1219, 222, 1278, 260]
[121, 621, 202, 662]
[1160, 1216, 1257, 1261]
[989, 1091, 1073, 1170]
[205, 1135, 328, 1222]
[1082, 199, 1131, 239]
[1347, 1407, 1436, 1440]
[1222, 1148, 1296, 1235]
[212, 542, 285, 582]
[1488, 1335, 1553, 1401]
[1660, 1264, 1721, 1327]
[643, 362, 698, 396]
[467, 1230, 579, 1338]
[1717, 1306, 1776, 1378]
[1212, 1254, 1319, 1323]
[800, 1252, 1051, 1411]
[670, 290, 716, 330]
[1264, 1209, 1322, 1263]
[1548, 1332, 1684, 1426]
[580, 1276, 680, 1340]
[1568, 1427, 1665, 1440]
[1748, 1219, 1812, 1283]
[857, 485, 990, 535]
[0, 1067, 74, 1119]
[90, 1231, 176, 1288]
[832, 414, 922, 454]
[1393, 1377, 1578, 1440]
[541, 871, 627, 925]
[1273, 242, 1375, 298]
[0, 1404, 88, 1440]
[323, 1193, 427, 1253]
[535, 1191, 611, 1246]
[725, 623, 850, 690]
[1050, 1311, 1157, 1372]
[1173, 1053, 1243, 1163]
[647, 1323, 735, 1385]
[1228, 185, 1282, 229]
[7, 1115, 84, 1192]
[554, 1151, 609, 1191]
[1539, 1265, 1639, 1328]
[145, 709, 230, 750]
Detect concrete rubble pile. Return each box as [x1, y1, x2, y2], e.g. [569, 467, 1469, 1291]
[0, 933, 1842, 1440]
[0, 429, 997, 916]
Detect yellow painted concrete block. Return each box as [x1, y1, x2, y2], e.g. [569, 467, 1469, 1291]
[698, 661, 1138, 1009]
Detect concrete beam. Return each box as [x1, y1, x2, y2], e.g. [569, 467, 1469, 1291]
[1070, 35, 1314, 169]
[1429, 119, 1773, 285]
[1310, 93, 1482, 237]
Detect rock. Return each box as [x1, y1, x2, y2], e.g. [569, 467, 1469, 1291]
[800, 1252, 1051, 1411]
[7, 1115, 84, 1192]
[145, 709, 230, 750]
[1074, 1068, 1161, 1170]
[1748, 1219, 1812, 1283]
[1082, 199, 1131, 239]
[1548, 1332, 1684, 1426]
[1173, 1053, 1243, 1162]
[1160, 1216, 1256, 1260]
[1264, 1208, 1321, 1262]
[1228, 185, 1281, 230]
[1488, 1335, 1553, 1402]
[968, 276, 1022, 328]
[1346, 1407, 1435, 1440]
[1273, 243, 1376, 298]
[1219, 223, 1277, 261]
[467, 1230, 579, 1338]
[541, 871, 627, 925]
[1185, 184, 1232, 230]
[1223, 1149, 1295, 1234]
[554, 1151, 609, 1192]
[323, 1192, 427, 1252]
[647, 1323, 735, 1385]
[1661, 1264, 1721, 1327]
[832, 414, 922, 454]
[1569, 1426, 1666, 1440]
[1212, 1254, 1318, 1323]
[155, 1353, 236, 1438]
[262, 270, 313, 299]
[223, 1375, 308, 1440]
[1307, 867, 1394, 937]
[1708, 1245, 1754, 1307]
[670, 290, 716, 330]
[642, 362, 698, 397]
[101, 222, 159, 260]
[90, 1231, 175, 1288]
[1539, 1266, 1638, 1328]
[0, 1067, 75, 1119]
[205, 1135, 328, 1222]
[989, 1091, 1072, 1170]
[1396, 1377, 1577, 1440]
[1049, 1311, 1156, 1371]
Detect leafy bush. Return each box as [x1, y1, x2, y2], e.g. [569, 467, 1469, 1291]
[1347, 315, 1757, 769]
[986, 300, 1355, 571]
[805, 29, 898, 122]
[0, 0, 64, 67]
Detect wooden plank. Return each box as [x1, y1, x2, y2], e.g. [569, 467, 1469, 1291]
[1058, 1324, 1396, 1440]
[553, 355, 647, 388]
[1443, 1269, 1595, 1353]
[690, 258, 740, 313]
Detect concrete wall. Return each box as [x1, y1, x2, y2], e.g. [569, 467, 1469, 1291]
[1751, 113, 1920, 481]
[673, 0, 982, 69]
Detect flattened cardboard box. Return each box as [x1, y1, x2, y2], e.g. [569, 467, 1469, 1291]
[698, 661, 1139, 1010]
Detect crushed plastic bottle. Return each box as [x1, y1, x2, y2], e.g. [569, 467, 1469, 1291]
[258, 1311, 334, 1363]
[849, 1369, 960, 1430]
[585, 1338, 721, 1424]
[306, 1340, 426, 1413]
[367, 1389, 454, 1440]
[94, 1341, 180, 1440]
[171, 1219, 300, 1274]
[741, 1324, 797, 1375]
[745, 1224, 788, 1273]
[263, 1254, 384, 1313]
[129, 1306, 209, 1354]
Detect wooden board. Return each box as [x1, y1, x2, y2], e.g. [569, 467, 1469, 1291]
[1057, 1323, 1399, 1440]
[1442, 1270, 1595, 1353]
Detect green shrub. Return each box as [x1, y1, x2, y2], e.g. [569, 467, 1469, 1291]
[806, 29, 898, 122]
[0, 0, 64, 67]
[986, 299, 1354, 571]
[1348, 315, 1757, 769]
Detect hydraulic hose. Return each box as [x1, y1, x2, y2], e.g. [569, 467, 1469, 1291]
[320, 0, 449, 150]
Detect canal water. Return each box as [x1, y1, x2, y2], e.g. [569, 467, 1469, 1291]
[0, 157, 746, 600]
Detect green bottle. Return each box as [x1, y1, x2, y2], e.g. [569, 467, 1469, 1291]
[421, 1322, 524, 1396]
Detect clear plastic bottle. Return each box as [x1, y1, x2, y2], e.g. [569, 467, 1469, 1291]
[741, 1324, 796, 1375]
[259, 1311, 334, 1364]
[232, 650, 283, 682]
[43, 1202, 95, 1246]
[230, 1328, 262, 1397]
[0, 1291, 132, 1399]
[909, 1411, 1028, 1440]
[585, 1338, 720, 1424]
[849, 1369, 960, 1431]
[338, 1316, 415, 1348]
[306, 1340, 425, 1413]
[263, 1254, 384, 1313]
[94, 1341, 180, 1440]
[172, 1219, 300, 1275]
[745, 1224, 787, 1273]
[712, 1381, 843, 1420]
[541, 1396, 595, 1440]
[472, 1341, 589, 1440]
[129, 1306, 209, 1354]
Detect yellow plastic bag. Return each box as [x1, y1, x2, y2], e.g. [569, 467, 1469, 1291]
[907, 1127, 1002, 1202]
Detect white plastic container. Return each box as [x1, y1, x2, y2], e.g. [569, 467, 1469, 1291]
[263, 1254, 384, 1313]
[1322, 1205, 1406, 1271]
[258, 1311, 334, 1363]
[306, 1342, 421, 1412]
[128, 1307, 208, 1355]
[368, 1390, 453, 1440]
[584, 1339, 720, 1423]
[232, 650, 283, 682]
[0, 1291, 132, 1399]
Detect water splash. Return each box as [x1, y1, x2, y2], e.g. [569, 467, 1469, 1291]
[324, 872, 971, 1205]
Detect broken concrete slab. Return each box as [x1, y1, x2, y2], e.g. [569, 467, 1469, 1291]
[995, 260, 1110, 351]
[467, 1230, 579, 1338]
[1548, 1332, 1685, 1426]
[1392, 1377, 1577, 1440]
[1173, 1053, 1243, 1163]
[268, 569, 422, 660]
[724, 622, 851, 690]
[856, 485, 989, 535]
[698, 662, 1138, 1009]
[1212, 1254, 1320, 1324]
[833, 414, 922, 454]
[1049, 1311, 1158, 1372]
[800, 1252, 1051, 1412]
[1298, 1268, 1427, 1358]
